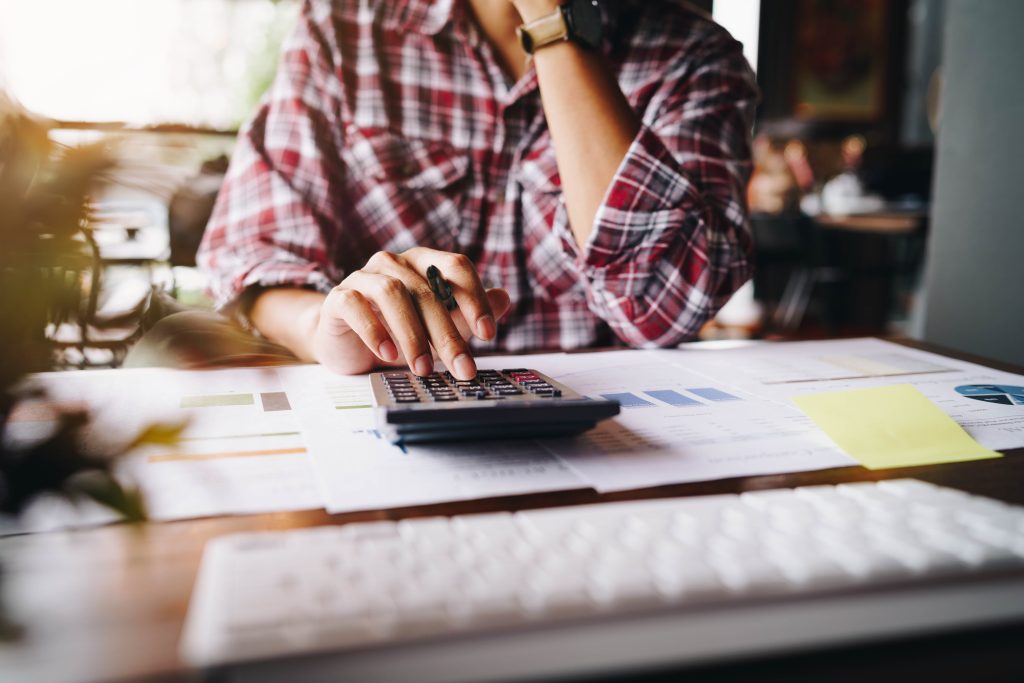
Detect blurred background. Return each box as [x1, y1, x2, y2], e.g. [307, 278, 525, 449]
[0, 0, 1017, 367]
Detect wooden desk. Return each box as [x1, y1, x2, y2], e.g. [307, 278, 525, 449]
[2, 340, 1023, 683]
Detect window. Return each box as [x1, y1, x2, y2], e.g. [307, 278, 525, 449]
[0, 0, 299, 130]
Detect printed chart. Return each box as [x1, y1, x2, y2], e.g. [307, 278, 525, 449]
[600, 387, 742, 408]
[956, 384, 1024, 406]
[545, 351, 854, 492]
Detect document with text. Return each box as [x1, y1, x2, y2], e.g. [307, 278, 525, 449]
[9, 338, 1022, 531]
[685, 338, 1024, 451]
[276, 356, 588, 514]
[7, 367, 322, 529]
[538, 350, 856, 492]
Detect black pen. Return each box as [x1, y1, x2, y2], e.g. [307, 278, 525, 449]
[426, 265, 457, 311]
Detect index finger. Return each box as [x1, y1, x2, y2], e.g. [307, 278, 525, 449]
[401, 248, 496, 341]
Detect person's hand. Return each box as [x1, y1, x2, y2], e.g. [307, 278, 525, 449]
[312, 248, 511, 380]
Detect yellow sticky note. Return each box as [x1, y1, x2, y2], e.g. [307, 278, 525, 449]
[793, 384, 1001, 470]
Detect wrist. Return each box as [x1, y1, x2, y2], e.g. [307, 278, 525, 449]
[250, 287, 326, 363]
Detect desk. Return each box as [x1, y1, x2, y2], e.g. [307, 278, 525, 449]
[2, 339, 1023, 683]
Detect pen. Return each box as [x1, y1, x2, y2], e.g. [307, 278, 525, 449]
[426, 265, 457, 311]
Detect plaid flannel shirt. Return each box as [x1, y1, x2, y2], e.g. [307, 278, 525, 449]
[197, 0, 758, 351]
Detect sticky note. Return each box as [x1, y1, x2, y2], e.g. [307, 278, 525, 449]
[793, 384, 1001, 470]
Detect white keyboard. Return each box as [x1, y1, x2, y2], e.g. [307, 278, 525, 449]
[183, 480, 1024, 680]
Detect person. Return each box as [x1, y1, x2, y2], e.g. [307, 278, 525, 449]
[197, 0, 758, 381]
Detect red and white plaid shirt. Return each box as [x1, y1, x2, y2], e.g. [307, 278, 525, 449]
[198, 0, 758, 351]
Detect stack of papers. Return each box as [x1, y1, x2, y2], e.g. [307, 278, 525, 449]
[5, 338, 1023, 531]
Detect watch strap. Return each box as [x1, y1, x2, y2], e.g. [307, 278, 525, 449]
[516, 7, 569, 55]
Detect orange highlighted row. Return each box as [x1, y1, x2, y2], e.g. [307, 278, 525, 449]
[147, 447, 307, 464]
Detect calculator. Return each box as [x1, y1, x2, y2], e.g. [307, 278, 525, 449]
[369, 368, 620, 445]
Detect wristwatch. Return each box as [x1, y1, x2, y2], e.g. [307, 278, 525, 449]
[516, 0, 604, 55]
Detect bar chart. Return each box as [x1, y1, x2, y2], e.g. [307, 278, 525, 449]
[599, 387, 743, 408]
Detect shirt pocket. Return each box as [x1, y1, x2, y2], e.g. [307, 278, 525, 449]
[517, 144, 584, 303]
[341, 128, 469, 254]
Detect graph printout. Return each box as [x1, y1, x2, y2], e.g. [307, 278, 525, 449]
[10, 367, 322, 529]
[12, 338, 1023, 533]
[542, 351, 855, 492]
[693, 338, 1024, 452]
[276, 357, 588, 514]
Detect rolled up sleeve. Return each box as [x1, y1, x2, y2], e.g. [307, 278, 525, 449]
[553, 33, 758, 347]
[197, 0, 345, 316]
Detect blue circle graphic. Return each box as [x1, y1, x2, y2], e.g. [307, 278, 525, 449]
[955, 384, 1024, 406]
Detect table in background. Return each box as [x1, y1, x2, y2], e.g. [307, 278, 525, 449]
[763, 209, 929, 334]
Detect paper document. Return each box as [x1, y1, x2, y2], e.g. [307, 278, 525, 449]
[693, 338, 1024, 451]
[540, 351, 856, 492]
[276, 357, 588, 514]
[8, 367, 322, 527]
[9, 338, 1021, 532]
[685, 337, 967, 386]
[793, 384, 1002, 469]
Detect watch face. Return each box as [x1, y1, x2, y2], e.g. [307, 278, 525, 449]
[567, 0, 603, 49]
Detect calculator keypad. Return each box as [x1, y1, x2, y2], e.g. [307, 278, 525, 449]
[380, 369, 563, 403]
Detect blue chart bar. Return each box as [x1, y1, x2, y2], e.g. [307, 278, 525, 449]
[644, 390, 703, 407]
[687, 387, 741, 402]
[601, 392, 656, 408]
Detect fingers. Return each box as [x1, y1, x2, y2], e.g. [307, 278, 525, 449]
[485, 287, 512, 321]
[401, 247, 496, 341]
[338, 270, 435, 376]
[451, 288, 514, 342]
[363, 252, 476, 379]
[322, 287, 398, 363]
[333, 250, 508, 380]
